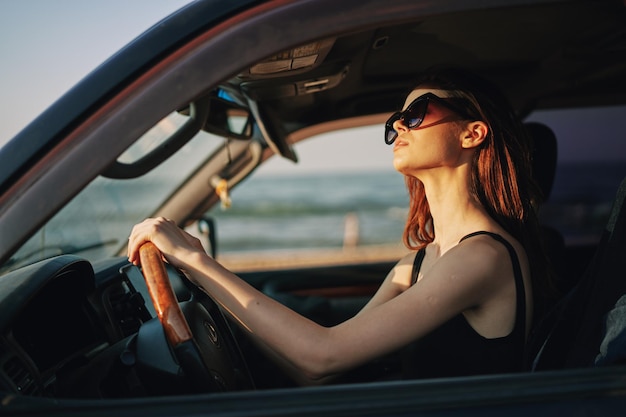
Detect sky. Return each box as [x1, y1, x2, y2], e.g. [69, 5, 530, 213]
[0, 0, 191, 144]
[1, 1, 624, 176]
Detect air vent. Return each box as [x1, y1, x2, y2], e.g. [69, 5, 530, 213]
[3, 356, 41, 396]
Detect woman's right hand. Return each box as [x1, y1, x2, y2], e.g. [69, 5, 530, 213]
[127, 217, 207, 271]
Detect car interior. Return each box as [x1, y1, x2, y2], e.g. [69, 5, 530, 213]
[1, 0, 626, 404]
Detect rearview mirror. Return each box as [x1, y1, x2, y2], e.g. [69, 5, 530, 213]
[103, 94, 253, 179]
[203, 96, 253, 140]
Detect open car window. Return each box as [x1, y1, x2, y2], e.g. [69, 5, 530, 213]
[206, 127, 409, 269]
[210, 104, 626, 270]
[527, 105, 626, 245]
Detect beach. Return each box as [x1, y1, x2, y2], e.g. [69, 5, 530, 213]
[218, 243, 409, 272]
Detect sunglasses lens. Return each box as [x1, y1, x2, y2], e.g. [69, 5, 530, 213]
[385, 128, 397, 145]
[384, 98, 430, 145]
[385, 113, 400, 144]
[404, 99, 428, 128]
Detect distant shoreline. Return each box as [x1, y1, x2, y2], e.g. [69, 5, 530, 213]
[218, 243, 409, 272]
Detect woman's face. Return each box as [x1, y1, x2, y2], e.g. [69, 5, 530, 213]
[391, 88, 467, 177]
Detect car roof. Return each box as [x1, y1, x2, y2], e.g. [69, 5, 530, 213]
[229, 0, 626, 154]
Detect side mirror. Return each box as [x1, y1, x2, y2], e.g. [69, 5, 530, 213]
[197, 216, 217, 258]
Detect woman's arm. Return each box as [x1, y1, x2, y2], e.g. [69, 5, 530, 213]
[128, 218, 515, 382]
[356, 251, 416, 315]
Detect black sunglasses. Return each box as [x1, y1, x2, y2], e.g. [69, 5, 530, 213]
[384, 92, 472, 145]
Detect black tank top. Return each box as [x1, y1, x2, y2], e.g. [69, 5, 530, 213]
[402, 231, 527, 379]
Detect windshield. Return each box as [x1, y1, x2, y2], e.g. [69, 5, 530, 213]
[2, 111, 223, 274]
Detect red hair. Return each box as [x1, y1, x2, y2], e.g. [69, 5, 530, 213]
[400, 68, 555, 320]
[401, 68, 536, 251]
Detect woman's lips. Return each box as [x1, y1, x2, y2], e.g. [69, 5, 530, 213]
[393, 139, 408, 151]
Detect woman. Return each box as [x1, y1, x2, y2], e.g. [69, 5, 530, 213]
[127, 68, 550, 383]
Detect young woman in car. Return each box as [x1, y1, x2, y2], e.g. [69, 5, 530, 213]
[127, 68, 550, 382]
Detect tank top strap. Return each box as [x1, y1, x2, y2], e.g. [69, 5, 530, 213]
[410, 249, 426, 286]
[459, 231, 527, 343]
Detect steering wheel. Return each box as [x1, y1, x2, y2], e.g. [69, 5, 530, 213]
[138, 242, 254, 392]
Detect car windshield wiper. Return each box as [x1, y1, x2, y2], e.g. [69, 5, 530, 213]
[1, 239, 119, 273]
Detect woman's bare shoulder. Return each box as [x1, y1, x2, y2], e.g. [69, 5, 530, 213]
[437, 232, 526, 295]
[389, 250, 421, 286]
[418, 233, 518, 287]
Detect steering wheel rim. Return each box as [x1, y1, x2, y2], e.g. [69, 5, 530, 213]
[138, 242, 253, 392]
[139, 242, 193, 345]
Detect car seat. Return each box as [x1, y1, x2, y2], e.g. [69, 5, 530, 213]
[529, 176, 626, 370]
[526, 122, 567, 293]
[527, 122, 558, 204]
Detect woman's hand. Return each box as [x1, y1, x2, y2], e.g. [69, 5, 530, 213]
[127, 217, 206, 270]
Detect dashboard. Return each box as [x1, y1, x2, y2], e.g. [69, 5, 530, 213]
[0, 251, 389, 398]
[0, 255, 178, 397]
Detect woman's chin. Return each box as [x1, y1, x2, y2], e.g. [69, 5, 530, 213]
[392, 158, 409, 174]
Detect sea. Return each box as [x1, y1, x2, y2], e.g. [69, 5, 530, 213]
[208, 170, 409, 253]
[6, 160, 625, 274]
[207, 161, 626, 254]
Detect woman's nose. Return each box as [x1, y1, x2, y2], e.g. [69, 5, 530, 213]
[393, 118, 408, 136]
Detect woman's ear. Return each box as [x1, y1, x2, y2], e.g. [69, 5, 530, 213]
[461, 121, 488, 149]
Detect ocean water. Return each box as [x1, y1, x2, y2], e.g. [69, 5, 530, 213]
[6, 160, 625, 274]
[208, 170, 409, 253]
[208, 161, 626, 253]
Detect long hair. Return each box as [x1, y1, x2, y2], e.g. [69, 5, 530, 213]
[401, 67, 554, 319]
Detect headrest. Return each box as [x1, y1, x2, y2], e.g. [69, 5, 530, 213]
[526, 122, 558, 202]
